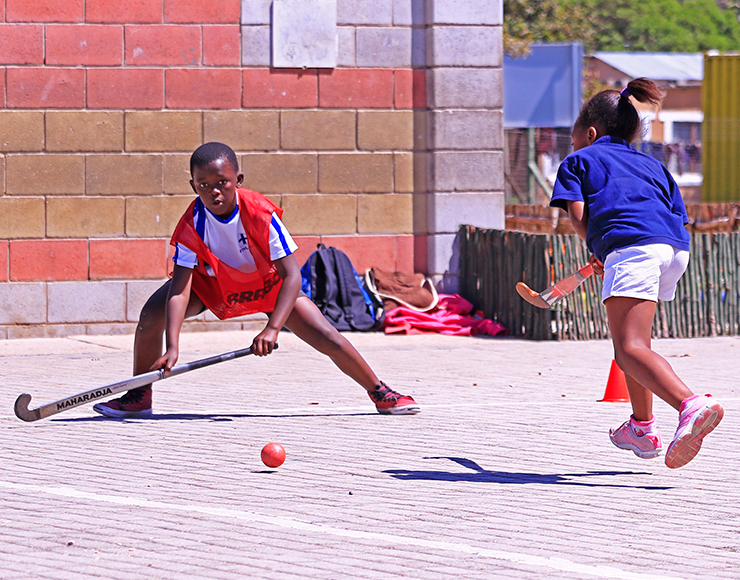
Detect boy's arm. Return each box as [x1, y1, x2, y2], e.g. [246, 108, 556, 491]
[567, 200, 588, 241]
[251, 253, 301, 356]
[152, 264, 194, 374]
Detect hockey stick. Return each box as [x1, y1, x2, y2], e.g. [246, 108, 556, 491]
[14, 344, 276, 422]
[516, 264, 594, 309]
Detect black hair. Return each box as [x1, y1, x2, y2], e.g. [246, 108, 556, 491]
[190, 142, 239, 175]
[574, 78, 664, 144]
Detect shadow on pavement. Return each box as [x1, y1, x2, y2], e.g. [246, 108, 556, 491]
[53, 411, 375, 422]
[384, 456, 673, 490]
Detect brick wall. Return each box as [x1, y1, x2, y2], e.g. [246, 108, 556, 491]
[0, 0, 504, 338]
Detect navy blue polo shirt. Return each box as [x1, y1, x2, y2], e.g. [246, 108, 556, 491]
[550, 136, 690, 262]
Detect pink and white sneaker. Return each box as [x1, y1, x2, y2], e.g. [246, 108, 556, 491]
[665, 394, 724, 469]
[609, 415, 663, 459]
[368, 382, 420, 415]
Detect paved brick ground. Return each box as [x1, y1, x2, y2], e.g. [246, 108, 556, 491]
[0, 330, 738, 579]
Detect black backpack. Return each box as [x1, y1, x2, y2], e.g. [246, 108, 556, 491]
[300, 245, 384, 331]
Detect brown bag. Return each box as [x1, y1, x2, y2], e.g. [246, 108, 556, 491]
[365, 268, 438, 312]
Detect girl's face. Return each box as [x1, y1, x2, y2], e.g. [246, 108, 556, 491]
[190, 158, 244, 218]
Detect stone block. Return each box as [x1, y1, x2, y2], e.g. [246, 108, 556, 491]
[46, 23, 123, 66]
[281, 194, 356, 235]
[6, 154, 84, 194]
[394, 152, 414, 193]
[273, 0, 337, 69]
[7, 67, 85, 108]
[241, 153, 317, 193]
[428, 68, 503, 108]
[0, 282, 47, 324]
[337, 0, 392, 25]
[430, 110, 502, 150]
[0, 197, 45, 238]
[165, 68, 242, 109]
[392, 0, 424, 25]
[125, 25, 201, 65]
[88, 68, 164, 109]
[86, 154, 164, 195]
[412, 190, 429, 233]
[125, 111, 202, 152]
[336, 27, 355, 67]
[47, 197, 125, 238]
[0, 112, 44, 152]
[241, 26, 271, 66]
[318, 68, 394, 108]
[164, 154, 194, 194]
[426, 232, 460, 284]
[432, 151, 504, 192]
[428, 0, 503, 25]
[319, 153, 394, 193]
[428, 27, 502, 67]
[126, 195, 194, 237]
[90, 239, 169, 280]
[127, 279, 168, 322]
[203, 24, 241, 65]
[281, 110, 355, 150]
[357, 193, 412, 233]
[164, 0, 240, 23]
[241, 0, 273, 24]
[10, 239, 88, 281]
[355, 27, 411, 68]
[358, 111, 414, 151]
[427, 191, 505, 234]
[46, 111, 124, 152]
[0, 23, 44, 65]
[320, 234, 397, 272]
[243, 68, 318, 108]
[48, 281, 126, 323]
[204, 111, 279, 151]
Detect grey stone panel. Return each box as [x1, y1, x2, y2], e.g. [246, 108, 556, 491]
[356, 27, 412, 68]
[273, 0, 337, 68]
[428, 26, 502, 67]
[428, 68, 502, 108]
[0, 283, 46, 324]
[48, 282, 126, 324]
[241, 26, 272, 66]
[430, 110, 503, 150]
[337, 0, 392, 25]
[427, 191, 505, 233]
[393, 0, 425, 25]
[337, 27, 356, 66]
[241, 0, 273, 25]
[432, 151, 504, 192]
[427, 0, 503, 25]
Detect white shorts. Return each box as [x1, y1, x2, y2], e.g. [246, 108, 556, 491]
[601, 243, 689, 303]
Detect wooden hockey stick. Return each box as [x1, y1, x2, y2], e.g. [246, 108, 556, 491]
[516, 264, 594, 309]
[14, 344, 275, 422]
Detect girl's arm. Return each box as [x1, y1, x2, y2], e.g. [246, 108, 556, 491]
[567, 200, 588, 241]
[251, 253, 302, 356]
[151, 264, 194, 374]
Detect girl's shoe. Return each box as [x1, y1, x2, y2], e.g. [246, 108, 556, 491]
[93, 387, 153, 418]
[609, 415, 662, 459]
[665, 394, 724, 469]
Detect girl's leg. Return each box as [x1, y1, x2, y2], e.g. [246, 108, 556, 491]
[282, 296, 379, 391]
[605, 296, 693, 410]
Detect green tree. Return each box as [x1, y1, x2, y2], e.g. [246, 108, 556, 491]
[504, 0, 740, 55]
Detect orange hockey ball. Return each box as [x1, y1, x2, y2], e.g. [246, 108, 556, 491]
[261, 442, 286, 468]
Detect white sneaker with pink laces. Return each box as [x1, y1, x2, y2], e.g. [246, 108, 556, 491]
[665, 394, 724, 469]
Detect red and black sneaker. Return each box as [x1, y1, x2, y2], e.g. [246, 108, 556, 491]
[369, 382, 420, 415]
[93, 386, 152, 418]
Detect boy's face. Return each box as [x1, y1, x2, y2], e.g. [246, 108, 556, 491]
[190, 157, 244, 218]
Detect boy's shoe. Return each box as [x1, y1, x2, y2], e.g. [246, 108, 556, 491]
[665, 394, 724, 469]
[369, 382, 420, 415]
[609, 415, 663, 459]
[93, 387, 153, 418]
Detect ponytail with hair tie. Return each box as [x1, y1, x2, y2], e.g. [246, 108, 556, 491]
[620, 87, 631, 99]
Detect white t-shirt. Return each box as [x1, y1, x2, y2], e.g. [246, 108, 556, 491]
[173, 199, 297, 276]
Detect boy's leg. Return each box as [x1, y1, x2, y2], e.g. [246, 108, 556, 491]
[281, 296, 419, 414]
[93, 280, 205, 418]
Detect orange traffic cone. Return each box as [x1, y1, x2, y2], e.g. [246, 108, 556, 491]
[598, 360, 631, 402]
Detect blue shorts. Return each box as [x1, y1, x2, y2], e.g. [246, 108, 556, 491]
[601, 243, 689, 303]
